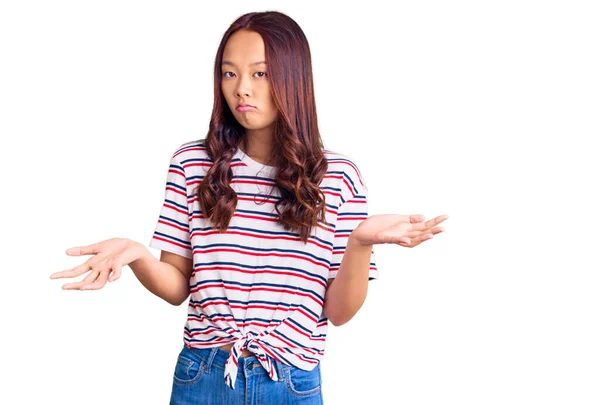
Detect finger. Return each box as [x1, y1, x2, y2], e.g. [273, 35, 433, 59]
[380, 233, 411, 244]
[409, 214, 425, 223]
[431, 226, 445, 235]
[419, 226, 444, 237]
[82, 271, 110, 290]
[108, 264, 123, 282]
[401, 230, 425, 239]
[397, 239, 412, 247]
[66, 242, 102, 257]
[411, 215, 448, 232]
[50, 261, 93, 280]
[79, 270, 102, 290]
[408, 221, 429, 232]
[377, 222, 411, 243]
[432, 214, 449, 226]
[422, 216, 443, 229]
[406, 234, 432, 247]
[63, 270, 100, 290]
[62, 279, 89, 290]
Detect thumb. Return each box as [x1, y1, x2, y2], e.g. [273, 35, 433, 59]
[109, 264, 123, 282]
[410, 214, 425, 223]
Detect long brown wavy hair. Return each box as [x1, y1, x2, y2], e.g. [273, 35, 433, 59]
[196, 11, 329, 244]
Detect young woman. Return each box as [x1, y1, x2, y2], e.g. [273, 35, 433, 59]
[50, 11, 447, 405]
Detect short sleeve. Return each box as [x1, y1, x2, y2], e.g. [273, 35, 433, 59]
[329, 167, 378, 281]
[148, 152, 193, 259]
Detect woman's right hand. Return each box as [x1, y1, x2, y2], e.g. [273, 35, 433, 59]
[50, 237, 144, 291]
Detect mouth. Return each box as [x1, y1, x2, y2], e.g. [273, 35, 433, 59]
[236, 104, 256, 111]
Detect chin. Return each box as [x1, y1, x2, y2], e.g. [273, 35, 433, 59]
[240, 122, 267, 130]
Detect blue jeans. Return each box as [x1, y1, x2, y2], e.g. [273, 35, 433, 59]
[169, 344, 324, 405]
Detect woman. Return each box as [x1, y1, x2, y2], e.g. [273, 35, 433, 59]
[50, 10, 447, 405]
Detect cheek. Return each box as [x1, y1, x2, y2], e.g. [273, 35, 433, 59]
[267, 98, 278, 117]
[262, 91, 276, 110]
[221, 83, 232, 100]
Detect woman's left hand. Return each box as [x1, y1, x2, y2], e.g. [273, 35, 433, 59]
[351, 214, 448, 248]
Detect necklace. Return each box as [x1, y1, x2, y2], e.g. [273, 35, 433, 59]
[253, 156, 277, 205]
[240, 140, 276, 204]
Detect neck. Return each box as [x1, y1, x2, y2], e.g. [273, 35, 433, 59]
[238, 129, 276, 166]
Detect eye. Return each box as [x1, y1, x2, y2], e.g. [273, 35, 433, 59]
[222, 71, 267, 78]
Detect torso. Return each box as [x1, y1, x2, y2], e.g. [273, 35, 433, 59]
[166, 140, 372, 367]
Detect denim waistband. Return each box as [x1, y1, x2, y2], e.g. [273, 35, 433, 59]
[180, 343, 287, 381]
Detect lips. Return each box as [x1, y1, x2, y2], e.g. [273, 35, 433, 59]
[236, 104, 256, 111]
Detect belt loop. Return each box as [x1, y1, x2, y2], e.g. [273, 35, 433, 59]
[274, 358, 287, 382]
[203, 347, 219, 374]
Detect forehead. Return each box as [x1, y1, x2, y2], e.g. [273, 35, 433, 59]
[222, 30, 266, 66]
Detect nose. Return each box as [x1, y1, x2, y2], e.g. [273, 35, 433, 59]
[235, 76, 252, 98]
[236, 89, 250, 98]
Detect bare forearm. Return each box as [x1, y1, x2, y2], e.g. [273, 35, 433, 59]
[129, 244, 190, 306]
[323, 235, 373, 326]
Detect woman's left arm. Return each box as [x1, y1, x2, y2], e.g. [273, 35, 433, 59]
[323, 235, 373, 326]
[323, 214, 448, 326]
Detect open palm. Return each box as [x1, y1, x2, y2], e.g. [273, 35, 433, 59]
[352, 214, 448, 248]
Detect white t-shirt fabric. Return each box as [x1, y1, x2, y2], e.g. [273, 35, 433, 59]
[149, 139, 378, 390]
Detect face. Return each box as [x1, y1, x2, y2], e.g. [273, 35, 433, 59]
[221, 30, 278, 134]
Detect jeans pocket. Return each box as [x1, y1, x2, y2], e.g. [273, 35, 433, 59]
[173, 352, 205, 385]
[284, 363, 322, 398]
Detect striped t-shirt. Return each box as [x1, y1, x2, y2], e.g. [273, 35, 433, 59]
[149, 139, 378, 390]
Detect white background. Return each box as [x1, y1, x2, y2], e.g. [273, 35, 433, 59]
[1, 1, 598, 404]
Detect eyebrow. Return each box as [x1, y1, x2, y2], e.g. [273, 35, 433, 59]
[221, 60, 267, 67]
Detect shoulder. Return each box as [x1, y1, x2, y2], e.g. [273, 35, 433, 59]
[168, 138, 211, 167]
[323, 148, 368, 200]
[323, 148, 359, 172]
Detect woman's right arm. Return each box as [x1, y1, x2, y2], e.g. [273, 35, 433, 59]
[129, 245, 192, 306]
[50, 238, 192, 306]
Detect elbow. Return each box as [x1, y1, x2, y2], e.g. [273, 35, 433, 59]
[327, 313, 353, 327]
[326, 300, 365, 326]
[324, 291, 364, 326]
[168, 292, 190, 307]
[170, 298, 187, 307]
[166, 297, 181, 306]
[324, 297, 365, 326]
[324, 300, 359, 327]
